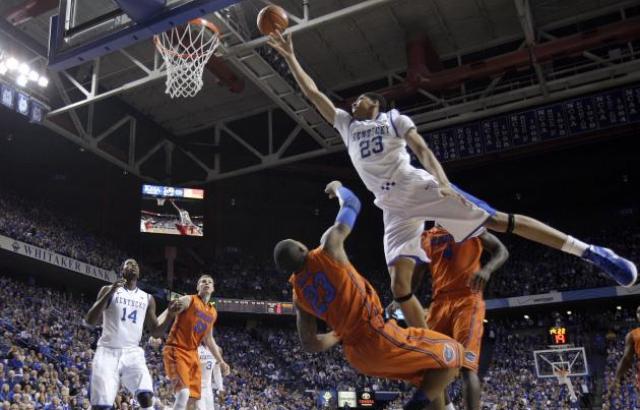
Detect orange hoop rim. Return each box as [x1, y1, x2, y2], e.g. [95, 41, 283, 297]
[153, 18, 220, 59]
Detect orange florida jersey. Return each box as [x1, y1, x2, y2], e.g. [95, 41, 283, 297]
[166, 295, 217, 350]
[422, 227, 483, 299]
[289, 248, 384, 344]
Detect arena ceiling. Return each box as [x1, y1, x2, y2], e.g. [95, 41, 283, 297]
[0, 0, 639, 183]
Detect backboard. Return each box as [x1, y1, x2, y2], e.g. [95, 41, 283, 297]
[533, 346, 589, 379]
[48, 0, 240, 70]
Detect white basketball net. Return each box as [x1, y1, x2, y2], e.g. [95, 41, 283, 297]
[154, 20, 220, 98]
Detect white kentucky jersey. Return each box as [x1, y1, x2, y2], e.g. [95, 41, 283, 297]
[98, 287, 150, 348]
[334, 108, 433, 196]
[198, 345, 215, 387]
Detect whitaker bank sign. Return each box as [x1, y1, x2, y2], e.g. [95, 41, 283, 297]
[0, 234, 117, 283]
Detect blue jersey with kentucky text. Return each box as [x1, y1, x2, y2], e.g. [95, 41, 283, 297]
[98, 287, 150, 348]
[333, 108, 423, 196]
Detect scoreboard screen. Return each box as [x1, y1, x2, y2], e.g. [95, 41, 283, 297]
[166, 292, 295, 315]
[206, 297, 294, 315]
[549, 326, 569, 345]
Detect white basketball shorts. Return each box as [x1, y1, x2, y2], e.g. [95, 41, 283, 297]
[90, 346, 153, 406]
[374, 167, 496, 265]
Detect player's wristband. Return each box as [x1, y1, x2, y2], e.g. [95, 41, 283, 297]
[335, 186, 361, 229]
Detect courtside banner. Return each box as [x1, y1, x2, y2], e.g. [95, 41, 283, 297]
[0, 234, 117, 282]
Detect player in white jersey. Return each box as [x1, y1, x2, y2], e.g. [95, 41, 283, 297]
[169, 199, 202, 236]
[196, 344, 224, 410]
[268, 31, 637, 329]
[85, 259, 178, 410]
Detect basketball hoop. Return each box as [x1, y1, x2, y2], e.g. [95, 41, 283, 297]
[157, 198, 166, 207]
[153, 18, 220, 98]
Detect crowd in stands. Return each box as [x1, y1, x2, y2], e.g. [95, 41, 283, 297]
[186, 223, 639, 304]
[0, 271, 639, 409]
[1, 185, 638, 304]
[0, 190, 165, 288]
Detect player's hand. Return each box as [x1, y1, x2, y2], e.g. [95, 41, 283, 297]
[469, 268, 491, 292]
[110, 278, 126, 293]
[469, 268, 491, 291]
[167, 300, 182, 316]
[267, 31, 293, 59]
[220, 361, 230, 376]
[148, 336, 162, 349]
[324, 180, 343, 199]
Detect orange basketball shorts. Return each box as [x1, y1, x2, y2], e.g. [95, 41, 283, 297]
[426, 295, 485, 372]
[343, 319, 463, 387]
[162, 345, 202, 399]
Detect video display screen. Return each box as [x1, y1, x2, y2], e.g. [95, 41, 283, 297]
[140, 184, 204, 237]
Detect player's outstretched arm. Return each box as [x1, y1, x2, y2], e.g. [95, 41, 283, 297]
[168, 199, 180, 212]
[469, 232, 510, 291]
[267, 31, 337, 125]
[405, 129, 451, 187]
[145, 297, 181, 337]
[320, 181, 361, 263]
[204, 330, 230, 376]
[615, 332, 635, 385]
[85, 278, 126, 325]
[295, 304, 340, 353]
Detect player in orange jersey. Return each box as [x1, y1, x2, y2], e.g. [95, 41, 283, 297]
[274, 181, 463, 410]
[420, 227, 508, 410]
[614, 306, 640, 391]
[162, 275, 230, 410]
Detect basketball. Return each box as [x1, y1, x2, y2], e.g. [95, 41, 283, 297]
[257, 5, 289, 36]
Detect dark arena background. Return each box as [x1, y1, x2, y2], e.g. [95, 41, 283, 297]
[0, 0, 639, 409]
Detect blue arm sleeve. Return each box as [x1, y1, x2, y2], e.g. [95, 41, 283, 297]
[335, 186, 361, 229]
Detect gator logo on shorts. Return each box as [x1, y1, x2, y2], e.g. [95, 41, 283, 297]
[443, 344, 455, 364]
[465, 352, 477, 363]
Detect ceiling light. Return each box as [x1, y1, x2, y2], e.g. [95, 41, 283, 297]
[16, 75, 28, 87]
[0, 63, 7, 75]
[18, 62, 30, 75]
[28, 70, 39, 82]
[524, 314, 530, 320]
[6, 58, 18, 70]
[38, 76, 49, 88]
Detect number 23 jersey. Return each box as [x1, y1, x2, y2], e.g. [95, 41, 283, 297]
[334, 108, 425, 197]
[289, 247, 384, 344]
[98, 287, 150, 349]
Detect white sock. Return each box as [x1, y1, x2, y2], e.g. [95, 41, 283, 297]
[445, 403, 456, 410]
[561, 235, 589, 257]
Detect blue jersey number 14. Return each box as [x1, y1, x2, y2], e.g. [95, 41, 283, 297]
[120, 308, 138, 323]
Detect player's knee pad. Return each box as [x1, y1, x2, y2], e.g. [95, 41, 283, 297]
[136, 391, 154, 408]
[507, 213, 515, 233]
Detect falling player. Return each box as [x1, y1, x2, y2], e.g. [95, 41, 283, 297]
[274, 181, 462, 410]
[268, 31, 637, 330]
[162, 275, 230, 410]
[422, 226, 508, 410]
[169, 199, 202, 236]
[613, 306, 640, 391]
[85, 259, 178, 410]
[196, 343, 224, 410]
